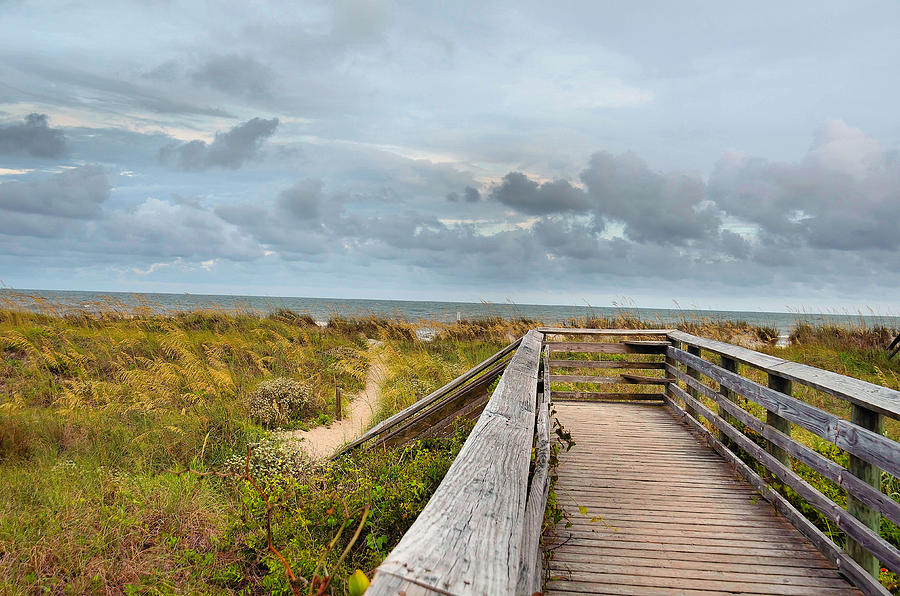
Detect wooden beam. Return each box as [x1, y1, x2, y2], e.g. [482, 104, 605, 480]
[848, 404, 885, 578]
[667, 330, 900, 421]
[367, 330, 544, 595]
[335, 337, 521, 455]
[668, 346, 900, 478]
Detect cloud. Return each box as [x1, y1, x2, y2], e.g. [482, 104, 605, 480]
[580, 151, 720, 244]
[708, 120, 900, 250]
[0, 165, 109, 218]
[0, 113, 66, 158]
[159, 117, 279, 170]
[491, 172, 589, 214]
[191, 54, 273, 99]
[446, 185, 481, 202]
[277, 179, 324, 219]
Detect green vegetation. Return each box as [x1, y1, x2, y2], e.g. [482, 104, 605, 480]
[2, 301, 899, 593]
[0, 305, 477, 594]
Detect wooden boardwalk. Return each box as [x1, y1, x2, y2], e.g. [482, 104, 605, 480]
[546, 401, 862, 595]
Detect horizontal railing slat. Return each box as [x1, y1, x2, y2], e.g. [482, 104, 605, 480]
[548, 359, 666, 369]
[664, 393, 891, 596]
[668, 346, 900, 478]
[538, 327, 674, 335]
[367, 330, 544, 595]
[667, 364, 900, 527]
[668, 330, 900, 420]
[336, 337, 521, 455]
[668, 383, 900, 573]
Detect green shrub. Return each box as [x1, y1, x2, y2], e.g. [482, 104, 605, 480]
[248, 377, 321, 427]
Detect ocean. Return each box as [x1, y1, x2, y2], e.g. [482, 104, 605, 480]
[4, 289, 899, 343]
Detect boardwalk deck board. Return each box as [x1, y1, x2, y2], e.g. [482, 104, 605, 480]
[545, 402, 862, 596]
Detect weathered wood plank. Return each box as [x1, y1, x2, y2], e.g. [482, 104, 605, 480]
[668, 346, 900, 478]
[549, 400, 875, 596]
[546, 342, 629, 353]
[548, 374, 622, 384]
[372, 359, 505, 448]
[666, 364, 900, 527]
[667, 330, 900, 420]
[668, 383, 900, 575]
[517, 357, 550, 595]
[552, 391, 664, 401]
[368, 330, 544, 596]
[548, 359, 666, 369]
[337, 338, 521, 455]
[620, 373, 674, 385]
[663, 395, 887, 596]
[538, 327, 674, 335]
[848, 404, 885, 578]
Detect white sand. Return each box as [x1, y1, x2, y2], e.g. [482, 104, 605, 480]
[280, 340, 385, 459]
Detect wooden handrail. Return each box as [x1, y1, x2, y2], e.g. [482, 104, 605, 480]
[668, 330, 900, 420]
[367, 330, 545, 595]
[334, 337, 522, 455]
[666, 343, 900, 593]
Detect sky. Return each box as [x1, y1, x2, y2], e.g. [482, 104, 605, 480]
[1, 0, 899, 313]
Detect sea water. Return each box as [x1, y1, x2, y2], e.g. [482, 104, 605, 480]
[5, 289, 899, 343]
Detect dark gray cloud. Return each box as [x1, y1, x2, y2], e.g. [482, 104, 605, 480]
[708, 121, 900, 251]
[191, 54, 272, 99]
[159, 117, 279, 170]
[277, 179, 324, 219]
[446, 185, 481, 202]
[491, 172, 589, 214]
[0, 113, 66, 158]
[0, 165, 109, 218]
[580, 151, 720, 244]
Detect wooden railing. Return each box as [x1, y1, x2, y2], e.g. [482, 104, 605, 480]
[665, 330, 900, 596]
[357, 327, 900, 595]
[367, 330, 547, 595]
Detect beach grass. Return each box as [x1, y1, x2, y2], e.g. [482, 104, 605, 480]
[1, 301, 899, 593]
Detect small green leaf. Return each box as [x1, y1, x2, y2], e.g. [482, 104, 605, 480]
[348, 569, 370, 596]
[577, 505, 588, 516]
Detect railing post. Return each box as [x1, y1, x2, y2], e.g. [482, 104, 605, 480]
[718, 356, 739, 445]
[334, 385, 342, 421]
[765, 374, 791, 467]
[685, 345, 702, 420]
[847, 404, 884, 578]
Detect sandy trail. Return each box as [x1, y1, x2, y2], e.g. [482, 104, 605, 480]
[281, 340, 386, 459]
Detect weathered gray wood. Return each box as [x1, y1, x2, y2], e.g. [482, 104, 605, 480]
[548, 401, 868, 596]
[372, 359, 507, 448]
[663, 395, 889, 596]
[545, 341, 669, 354]
[368, 330, 544, 595]
[668, 346, 900, 478]
[538, 327, 674, 335]
[552, 391, 664, 401]
[767, 373, 793, 467]
[667, 330, 900, 420]
[719, 356, 739, 445]
[517, 375, 550, 595]
[620, 373, 674, 385]
[336, 338, 521, 455]
[666, 364, 900, 527]
[685, 344, 702, 420]
[545, 342, 628, 353]
[848, 404, 885, 578]
[547, 373, 670, 384]
[548, 359, 666, 369]
[414, 391, 491, 441]
[547, 374, 621, 384]
[669, 383, 900, 575]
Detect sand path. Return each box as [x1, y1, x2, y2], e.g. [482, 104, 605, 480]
[280, 340, 386, 459]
